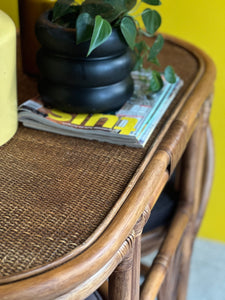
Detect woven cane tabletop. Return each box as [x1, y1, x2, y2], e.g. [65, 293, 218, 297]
[0, 37, 199, 282]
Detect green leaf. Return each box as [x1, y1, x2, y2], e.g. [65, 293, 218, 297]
[133, 55, 144, 70]
[81, 2, 118, 23]
[120, 16, 137, 49]
[135, 40, 150, 55]
[52, 0, 74, 22]
[149, 57, 160, 66]
[164, 66, 176, 83]
[150, 70, 163, 92]
[103, 0, 137, 13]
[76, 13, 94, 44]
[87, 15, 112, 56]
[141, 0, 161, 5]
[148, 34, 164, 60]
[142, 8, 161, 35]
[82, 0, 136, 23]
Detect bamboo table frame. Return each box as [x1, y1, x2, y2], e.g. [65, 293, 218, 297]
[0, 35, 216, 300]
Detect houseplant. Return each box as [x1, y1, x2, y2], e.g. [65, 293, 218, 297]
[35, 0, 175, 113]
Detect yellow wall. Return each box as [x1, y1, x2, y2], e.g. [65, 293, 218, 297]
[158, 1, 225, 242]
[0, 0, 18, 26]
[1, 0, 225, 241]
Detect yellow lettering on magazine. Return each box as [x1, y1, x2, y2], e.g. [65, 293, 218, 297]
[114, 117, 137, 135]
[71, 114, 89, 125]
[48, 109, 72, 122]
[85, 114, 118, 128]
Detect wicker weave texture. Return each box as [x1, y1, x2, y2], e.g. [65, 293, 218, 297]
[0, 129, 146, 277]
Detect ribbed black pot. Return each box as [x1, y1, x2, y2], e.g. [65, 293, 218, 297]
[35, 11, 135, 113]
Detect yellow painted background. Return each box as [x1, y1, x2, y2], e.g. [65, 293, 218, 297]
[1, 0, 225, 241]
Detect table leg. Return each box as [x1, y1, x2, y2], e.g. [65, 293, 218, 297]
[108, 244, 134, 300]
[131, 235, 141, 300]
[132, 209, 150, 300]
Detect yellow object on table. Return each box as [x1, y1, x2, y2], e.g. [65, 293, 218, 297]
[0, 10, 17, 146]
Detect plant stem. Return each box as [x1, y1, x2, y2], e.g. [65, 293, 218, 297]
[129, 0, 142, 16]
[130, 12, 142, 18]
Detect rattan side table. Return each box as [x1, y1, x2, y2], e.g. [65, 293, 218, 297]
[0, 35, 216, 300]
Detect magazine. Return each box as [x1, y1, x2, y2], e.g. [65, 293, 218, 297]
[18, 71, 183, 148]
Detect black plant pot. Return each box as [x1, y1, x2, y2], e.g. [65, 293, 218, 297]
[35, 11, 136, 113]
